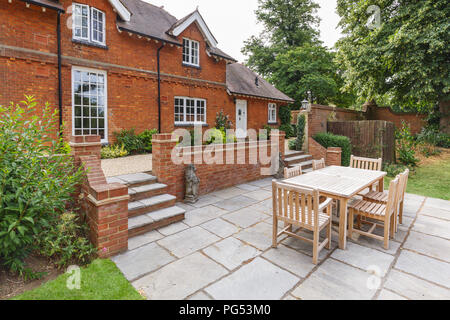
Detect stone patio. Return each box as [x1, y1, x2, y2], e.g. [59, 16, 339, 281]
[112, 178, 450, 300]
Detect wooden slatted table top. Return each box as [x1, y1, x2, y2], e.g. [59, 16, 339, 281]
[284, 166, 387, 198]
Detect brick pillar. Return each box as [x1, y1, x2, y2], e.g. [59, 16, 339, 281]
[71, 135, 129, 257]
[326, 147, 342, 166]
[152, 133, 180, 197]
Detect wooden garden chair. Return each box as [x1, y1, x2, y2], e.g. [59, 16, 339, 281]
[350, 155, 382, 171]
[272, 180, 333, 264]
[348, 177, 399, 250]
[312, 158, 325, 171]
[284, 166, 302, 179]
[362, 169, 409, 232]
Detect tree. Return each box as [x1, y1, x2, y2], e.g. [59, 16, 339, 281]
[335, 0, 450, 112]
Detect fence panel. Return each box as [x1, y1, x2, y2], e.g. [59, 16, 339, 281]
[327, 120, 395, 164]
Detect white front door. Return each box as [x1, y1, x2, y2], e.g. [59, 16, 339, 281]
[235, 99, 247, 139]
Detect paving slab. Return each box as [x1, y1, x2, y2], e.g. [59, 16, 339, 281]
[113, 173, 155, 185]
[112, 243, 175, 281]
[282, 231, 336, 262]
[291, 259, 378, 300]
[247, 178, 274, 188]
[331, 242, 395, 276]
[184, 205, 229, 227]
[133, 252, 228, 300]
[235, 183, 261, 192]
[176, 202, 196, 212]
[128, 230, 164, 250]
[222, 208, 269, 228]
[247, 203, 273, 215]
[191, 194, 223, 208]
[200, 218, 240, 238]
[403, 231, 450, 263]
[157, 226, 220, 258]
[384, 269, 450, 300]
[205, 257, 299, 300]
[394, 250, 450, 288]
[423, 197, 450, 210]
[263, 245, 315, 278]
[420, 206, 450, 221]
[188, 291, 212, 300]
[413, 215, 450, 239]
[214, 195, 259, 212]
[244, 190, 272, 201]
[203, 237, 260, 271]
[234, 222, 282, 251]
[348, 235, 401, 256]
[377, 289, 407, 300]
[158, 222, 190, 236]
[210, 187, 246, 200]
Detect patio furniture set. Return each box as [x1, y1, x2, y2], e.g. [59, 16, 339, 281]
[274, 156, 409, 264]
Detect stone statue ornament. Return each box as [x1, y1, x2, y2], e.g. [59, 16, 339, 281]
[274, 152, 285, 179]
[185, 164, 200, 204]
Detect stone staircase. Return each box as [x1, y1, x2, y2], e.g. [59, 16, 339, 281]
[106, 173, 186, 238]
[284, 150, 314, 172]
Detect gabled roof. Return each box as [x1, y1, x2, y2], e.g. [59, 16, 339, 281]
[167, 10, 218, 48]
[19, 0, 64, 12]
[227, 64, 295, 103]
[207, 47, 237, 62]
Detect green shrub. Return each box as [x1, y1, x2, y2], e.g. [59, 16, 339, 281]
[279, 105, 291, 125]
[313, 132, 352, 166]
[0, 96, 85, 274]
[396, 122, 419, 167]
[279, 124, 294, 138]
[113, 129, 144, 154]
[205, 127, 237, 145]
[101, 144, 129, 159]
[288, 139, 297, 150]
[383, 163, 410, 177]
[138, 129, 158, 152]
[295, 114, 306, 151]
[215, 110, 233, 130]
[417, 127, 450, 148]
[36, 212, 95, 269]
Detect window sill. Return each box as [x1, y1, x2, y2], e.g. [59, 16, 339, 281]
[268, 122, 278, 125]
[175, 123, 209, 127]
[72, 39, 108, 50]
[182, 63, 201, 70]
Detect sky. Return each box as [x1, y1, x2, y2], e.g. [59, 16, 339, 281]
[144, 0, 343, 63]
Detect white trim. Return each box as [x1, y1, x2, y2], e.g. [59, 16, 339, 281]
[72, 3, 90, 42]
[91, 7, 106, 45]
[174, 96, 207, 125]
[235, 99, 248, 138]
[171, 11, 218, 48]
[71, 66, 108, 143]
[268, 102, 277, 123]
[108, 0, 131, 22]
[182, 38, 200, 67]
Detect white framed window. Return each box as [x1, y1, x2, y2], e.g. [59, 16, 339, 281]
[72, 4, 106, 45]
[268, 103, 277, 123]
[91, 8, 105, 45]
[174, 97, 206, 124]
[183, 38, 199, 66]
[72, 67, 108, 142]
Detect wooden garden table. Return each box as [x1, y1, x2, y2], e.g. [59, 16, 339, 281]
[284, 166, 387, 250]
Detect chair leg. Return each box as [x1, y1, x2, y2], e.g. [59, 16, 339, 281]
[399, 200, 404, 224]
[313, 229, 319, 265]
[384, 218, 390, 250]
[390, 214, 395, 240]
[357, 215, 361, 229]
[348, 209, 354, 240]
[326, 206, 332, 249]
[272, 215, 278, 248]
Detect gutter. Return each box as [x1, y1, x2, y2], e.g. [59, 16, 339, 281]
[20, 0, 65, 12]
[157, 43, 166, 133]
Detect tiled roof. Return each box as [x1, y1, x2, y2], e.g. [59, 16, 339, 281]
[227, 63, 295, 103]
[20, 0, 64, 11]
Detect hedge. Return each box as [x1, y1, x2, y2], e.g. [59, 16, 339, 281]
[313, 132, 352, 166]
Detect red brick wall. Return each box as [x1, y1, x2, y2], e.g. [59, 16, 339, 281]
[308, 104, 361, 138]
[0, 0, 286, 144]
[366, 105, 427, 135]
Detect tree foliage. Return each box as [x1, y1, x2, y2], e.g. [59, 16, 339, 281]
[335, 0, 450, 112]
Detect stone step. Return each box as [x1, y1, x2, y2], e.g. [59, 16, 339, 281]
[129, 183, 168, 202]
[128, 194, 177, 218]
[128, 206, 186, 238]
[288, 160, 313, 170]
[285, 154, 313, 166]
[284, 150, 305, 159]
[106, 173, 157, 188]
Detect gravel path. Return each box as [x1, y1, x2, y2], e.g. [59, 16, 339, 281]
[101, 154, 153, 177]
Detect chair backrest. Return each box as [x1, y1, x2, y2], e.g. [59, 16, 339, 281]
[398, 169, 410, 202]
[272, 180, 320, 230]
[385, 177, 400, 218]
[284, 166, 302, 179]
[312, 158, 325, 171]
[350, 155, 382, 171]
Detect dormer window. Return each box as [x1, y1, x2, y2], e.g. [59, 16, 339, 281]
[183, 38, 199, 67]
[73, 3, 106, 46]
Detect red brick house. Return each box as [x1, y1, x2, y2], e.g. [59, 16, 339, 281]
[0, 0, 294, 143]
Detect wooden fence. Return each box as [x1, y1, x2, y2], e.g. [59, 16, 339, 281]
[327, 121, 395, 164]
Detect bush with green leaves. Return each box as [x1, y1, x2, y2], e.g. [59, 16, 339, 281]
[313, 132, 352, 166]
[383, 163, 411, 178]
[288, 139, 297, 150]
[279, 105, 291, 125]
[279, 124, 295, 138]
[417, 127, 450, 148]
[295, 114, 306, 151]
[0, 96, 85, 274]
[113, 129, 144, 155]
[215, 110, 233, 130]
[101, 144, 129, 159]
[395, 122, 419, 167]
[138, 129, 158, 152]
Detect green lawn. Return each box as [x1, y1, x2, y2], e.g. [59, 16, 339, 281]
[12, 259, 143, 300]
[385, 152, 450, 200]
